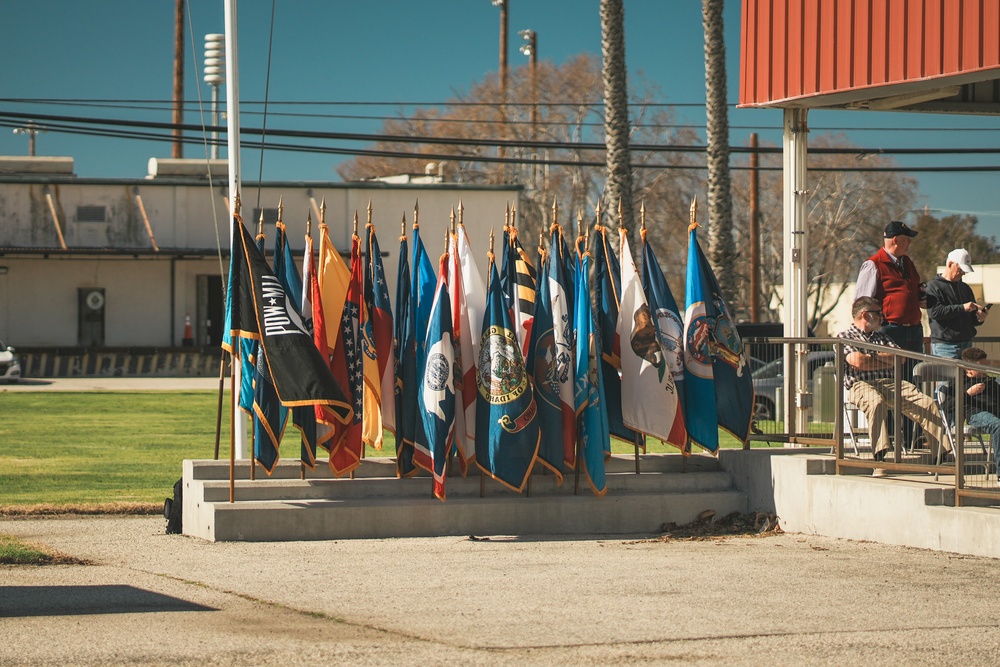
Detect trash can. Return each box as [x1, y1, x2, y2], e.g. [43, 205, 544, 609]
[813, 361, 836, 423]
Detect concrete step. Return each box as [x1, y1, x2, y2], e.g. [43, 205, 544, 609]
[196, 489, 748, 542]
[198, 470, 735, 503]
[186, 452, 719, 481]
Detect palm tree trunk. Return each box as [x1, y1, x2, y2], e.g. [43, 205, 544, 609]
[703, 0, 737, 304]
[600, 0, 635, 234]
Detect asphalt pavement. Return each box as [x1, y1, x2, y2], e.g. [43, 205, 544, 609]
[3, 515, 1000, 665]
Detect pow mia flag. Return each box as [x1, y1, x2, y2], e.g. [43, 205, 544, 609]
[230, 215, 352, 417]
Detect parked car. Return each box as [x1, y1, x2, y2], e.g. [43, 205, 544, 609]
[751, 351, 835, 421]
[0, 339, 21, 383]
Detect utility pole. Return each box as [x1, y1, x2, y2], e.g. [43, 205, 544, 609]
[172, 0, 185, 158]
[12, 123, 42, 156]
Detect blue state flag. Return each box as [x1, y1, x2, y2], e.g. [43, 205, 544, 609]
[682, 225, 755, 451]
[417, 263, 455, 501]
[573, 250, 608, 496]
[476, 263, 540, 492]
[525, 246, 565, 483]
[394, 231, 418, 477]
[641, 231, 686, 414]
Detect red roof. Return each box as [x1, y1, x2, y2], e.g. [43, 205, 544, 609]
[739, 0, 1000, 111]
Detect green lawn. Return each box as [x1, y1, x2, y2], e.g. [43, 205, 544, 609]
[0, 390, 750, 508]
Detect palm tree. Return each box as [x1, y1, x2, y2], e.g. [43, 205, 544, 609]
[600, 0, 635, 234]
[703, 0, 737, 303]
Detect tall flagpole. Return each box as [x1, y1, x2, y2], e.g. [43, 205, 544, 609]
[225, 0, 247, 460]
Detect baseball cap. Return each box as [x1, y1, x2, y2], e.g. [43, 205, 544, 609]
[947, 248, 974, 273]
[884, 220, 917, 238]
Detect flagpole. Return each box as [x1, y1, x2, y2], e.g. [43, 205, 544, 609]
[574, 211, 587, 496]
[224, 0, 246, 461]
[622, 201, 642, 476]
[480, 225, 496, 499]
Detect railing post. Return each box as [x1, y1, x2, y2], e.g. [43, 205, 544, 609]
[892, 353, 903, 464]
[955, 364, 965, 506]
[833, 340, 845, 468]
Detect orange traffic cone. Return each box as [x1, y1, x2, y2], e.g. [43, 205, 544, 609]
[182, 313, 194, 346]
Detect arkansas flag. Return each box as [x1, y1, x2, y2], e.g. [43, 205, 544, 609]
[617, 229, 686, 449]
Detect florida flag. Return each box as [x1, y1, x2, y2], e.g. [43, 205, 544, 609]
[617, 229, 686, 449]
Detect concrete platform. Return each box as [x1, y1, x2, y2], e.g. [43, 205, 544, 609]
[182, 454, 747, 542]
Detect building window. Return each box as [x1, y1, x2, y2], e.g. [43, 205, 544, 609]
[76, 205, 107, 223]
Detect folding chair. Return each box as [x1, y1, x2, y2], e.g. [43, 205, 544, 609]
[910, 361, 989, 468]
[843, 388, 864, 457]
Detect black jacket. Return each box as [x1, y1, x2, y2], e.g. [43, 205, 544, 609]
[925, 274, 980, 343]
[940, 374, 1000, 419]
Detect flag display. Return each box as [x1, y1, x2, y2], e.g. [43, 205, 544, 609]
[617, 230, 686, 449]
[476, 262, 540, 492]
[683, 224, 754, 451]
[417, 256, 456, 501]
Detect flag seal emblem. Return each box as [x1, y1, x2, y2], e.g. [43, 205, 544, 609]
[478, 325, 527, 404]
[426, 352, 451, 391]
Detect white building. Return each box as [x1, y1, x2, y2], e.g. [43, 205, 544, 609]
[0, 156, 518, 352]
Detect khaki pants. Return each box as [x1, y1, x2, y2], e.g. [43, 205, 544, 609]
[848, 378, 948, 458]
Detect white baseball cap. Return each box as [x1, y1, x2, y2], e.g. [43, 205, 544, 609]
[947, 248, 974, 273]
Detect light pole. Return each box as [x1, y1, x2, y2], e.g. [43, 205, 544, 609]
[12, 122, 42, 157]
[519, 29, 537, 186]
[204, 33, 225, 160]
[491, 0, 508, 102]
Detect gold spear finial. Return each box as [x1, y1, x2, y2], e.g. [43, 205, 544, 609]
[366, 199, 373, 228]
[489, 225, 495, 254]
[306, 210, 312, 238]
[595, 199, 603, 229]
[319, 197, 326, 226]
[640, 200, 646, 232]
[443, 225, 450, 256]
[400, 212, 407, 241]
[552, 198, 559, 226]
[277, 196, 284, 223]
[617, 198, 624, 231]
[413, 200, 420, 229]
[504, 202, 510, 230]
[257, 208, 264, 236]
[353, 210, 359, 237]
[576, 209, 584, 240]
[511, 204, 517, 230]
[450, 207, 456, 235]
[689, 197, 699, 232]
[458, 199, 464, 227]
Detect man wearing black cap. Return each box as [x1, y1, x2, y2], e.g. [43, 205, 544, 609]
[855, 220, 924, 354]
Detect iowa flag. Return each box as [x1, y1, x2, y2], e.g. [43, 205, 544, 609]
[682, 224, 754, 451]
[417, 256, 456, 501]
[228, 216, 352, 418]
[476, 262, 540, 492]
[617, 229, 686, 449]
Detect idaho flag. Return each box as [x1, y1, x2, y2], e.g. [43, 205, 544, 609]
[682, 225, 754, 451]
[417, 257, 456, 501]
[229, 215, 351, 417]
[476, 262, 540, 493]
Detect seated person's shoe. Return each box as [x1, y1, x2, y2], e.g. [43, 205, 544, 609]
[872, 468, 887, 478]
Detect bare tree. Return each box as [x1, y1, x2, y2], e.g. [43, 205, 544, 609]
[600, 0, 635, 233]
[702, 0, 736, 303]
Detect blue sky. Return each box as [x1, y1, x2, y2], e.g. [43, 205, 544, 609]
[1, 1, 998, 238]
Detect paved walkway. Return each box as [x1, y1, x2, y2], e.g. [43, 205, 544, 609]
[0, 377, 220, 392]
[3, 516, 1000, 665]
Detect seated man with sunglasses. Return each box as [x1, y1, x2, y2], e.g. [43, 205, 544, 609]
[837, 296, 948, 476]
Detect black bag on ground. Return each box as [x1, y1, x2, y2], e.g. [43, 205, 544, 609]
[164, 478, 183, 534]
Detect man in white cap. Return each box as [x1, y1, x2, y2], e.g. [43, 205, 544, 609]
[925, 248, 989, 358]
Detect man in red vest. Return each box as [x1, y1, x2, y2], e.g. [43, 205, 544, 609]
[855, 220, 925, 447]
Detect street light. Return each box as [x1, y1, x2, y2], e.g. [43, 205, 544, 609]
[491, 0, 507, 101]
[204, 33, 225, 160]
[519, 29, 538, 186]
[12, 122, 43, 157]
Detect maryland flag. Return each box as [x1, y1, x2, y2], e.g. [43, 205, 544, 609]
[476, 261, 540, 492]
[226, 215, 351, 425]
[617, 229, 686, 449]
[417, 254, 456, 501]
[683, 223, 755, 451]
